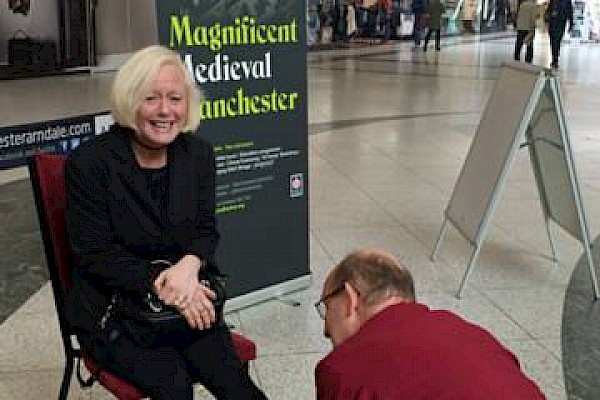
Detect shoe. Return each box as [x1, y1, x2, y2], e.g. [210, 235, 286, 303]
[550, 62, 558, 68]
[436, 47, 441, 51]
[423, 46, 427, 52]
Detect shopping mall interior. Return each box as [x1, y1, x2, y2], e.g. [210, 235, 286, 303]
[2, 2, 600, 400]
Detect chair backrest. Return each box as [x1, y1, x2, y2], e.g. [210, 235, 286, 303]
[29, 152, 149, 399]
[28, 153, 74, 353]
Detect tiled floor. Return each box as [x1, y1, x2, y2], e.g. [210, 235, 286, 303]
[2, 32, 600, 399]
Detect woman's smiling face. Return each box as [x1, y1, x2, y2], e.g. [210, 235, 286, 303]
[134, 63, 188, 149]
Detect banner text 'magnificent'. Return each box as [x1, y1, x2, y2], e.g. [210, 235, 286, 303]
[170, 15, 299, 51]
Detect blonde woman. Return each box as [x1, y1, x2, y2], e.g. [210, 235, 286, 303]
[65, 45, 267, 400]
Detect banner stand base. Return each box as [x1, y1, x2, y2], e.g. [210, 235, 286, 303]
[224, 274, 312, 313]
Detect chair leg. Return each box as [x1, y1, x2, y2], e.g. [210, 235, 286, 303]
[58, 357, 74, 400]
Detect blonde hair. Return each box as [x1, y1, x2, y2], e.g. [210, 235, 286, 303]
[110, 45, 202, 133]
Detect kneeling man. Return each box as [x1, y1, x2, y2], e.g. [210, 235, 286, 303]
[315, 248, 546, 399]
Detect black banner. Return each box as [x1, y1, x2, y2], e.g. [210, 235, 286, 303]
[0, 112, 113, 169]
[155, 0, 310, 299]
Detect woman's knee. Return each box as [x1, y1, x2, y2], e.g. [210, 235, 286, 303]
[142, 364, 193, 400]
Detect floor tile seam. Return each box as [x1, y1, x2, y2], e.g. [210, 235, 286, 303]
[536, 340, 563, 362]
[308, 110, 480, 136]
[307, 34, 517, 64]
[381, 222, 454, 267]
[479, 289, 563, 348]
[308, 64, 501, 81]
[469, 280, 570, 290]
[394, 165, 460, 194]
[309, 144, 388, 189]
[364, 222, 480, 291]
[309, 222, 402, 230]
[308, 240, 336, 263]
[502, 337, 564, 359]
[332, 56, 510, 71]
[368, 140, 470, 165]
[0, 366, 66, 375]
[307, 232, 337, 266]
[0, 303, 59, 328]
[320, 181, 413, 233]
[417, 289, 470, 298]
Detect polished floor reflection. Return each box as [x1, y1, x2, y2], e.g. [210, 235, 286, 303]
[2, 32, 600, 399]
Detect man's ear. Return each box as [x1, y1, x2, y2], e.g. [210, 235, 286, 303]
[343, 281, 361, 316]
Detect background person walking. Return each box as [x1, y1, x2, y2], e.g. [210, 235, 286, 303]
[545, 0, 574, 68]
[380, 0, 393, 43]
[412, 0, 426, 47]
[513, 0, 538, 63]
[423, 0, 445, 51]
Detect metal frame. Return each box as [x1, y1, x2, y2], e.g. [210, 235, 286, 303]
[224, 274, 311, 313]
[431, 69, 599, 299]
[548, 75, 599, 298]
[432, 70, 546, 298]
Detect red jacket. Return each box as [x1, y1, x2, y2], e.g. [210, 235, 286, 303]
[316, 303, 546, 400]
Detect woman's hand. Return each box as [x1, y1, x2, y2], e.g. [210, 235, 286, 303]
[153, 254, 203, 309]
[178, 282, 217, 330]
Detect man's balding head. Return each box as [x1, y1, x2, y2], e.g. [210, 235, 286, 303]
[325, 248, 416, 305]
[320, 248, 416, 347]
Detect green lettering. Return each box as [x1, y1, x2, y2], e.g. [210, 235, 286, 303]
[170, 15, 194, 47]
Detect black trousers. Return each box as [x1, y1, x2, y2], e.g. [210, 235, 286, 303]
[424, 28, 441, 50]
[413, 12, 424, 45]
[549, 26, 566, 65]
[514, 30, 534, 63]
[81, 324, 267, 400]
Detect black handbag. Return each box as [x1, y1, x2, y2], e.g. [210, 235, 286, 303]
[102, 260, 227, 346]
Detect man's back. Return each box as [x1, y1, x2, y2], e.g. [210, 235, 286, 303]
[316, 303, 545, 399]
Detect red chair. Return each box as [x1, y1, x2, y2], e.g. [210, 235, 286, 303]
[28, 153, 257, 400]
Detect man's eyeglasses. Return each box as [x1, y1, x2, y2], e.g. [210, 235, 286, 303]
[314, 284, 345, 319]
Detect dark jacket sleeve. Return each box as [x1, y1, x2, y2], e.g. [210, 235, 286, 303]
[567, 0, 574, 29]
[65, 148, 154, 295]
[181, 138, 220, 267]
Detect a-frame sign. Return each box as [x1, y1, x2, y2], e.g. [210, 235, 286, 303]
[431, 61, 599, 299]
